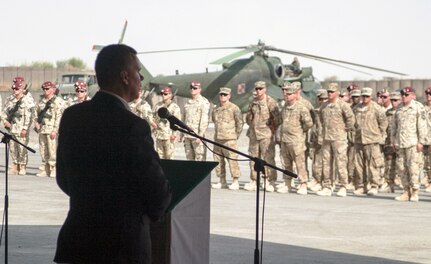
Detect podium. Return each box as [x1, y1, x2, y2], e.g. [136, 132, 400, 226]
[151, 160, 218, 264]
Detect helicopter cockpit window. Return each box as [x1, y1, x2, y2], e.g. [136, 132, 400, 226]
[274, 64, 284, 79]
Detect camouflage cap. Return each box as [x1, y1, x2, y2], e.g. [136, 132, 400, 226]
[291, 81, 301, 90]
[327, 82, 339, 92]
[254, 81, 266, 88]
[350, 89, 361, 97]
[280, 81, 291, 89]
[361, 87, 373, 96]
[339, 89, 349, 96]
[219, 87, 231, 94]
[390, 91, 401, 100]
[316, 89, 328, 99]
[283, 86, 298, 94]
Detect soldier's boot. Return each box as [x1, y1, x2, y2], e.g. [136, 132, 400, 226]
[212, 177, 228, 189]
[353, 187, 366, 196]
[296, 183, 308, 195]
[49, 165, 56, 178]
[346, 182, 355, 191]
[336, 187, 347, 197]
[244, 180, 257, 191]
[8, 164, 19, 175]
[276, 179, 292, 194]
[395, 188, 410, 202]
[38, 165, 45, 171]
[410, 188, 419, 202]
[275, 181, 286, 189]
[309, 183, 322, 192]
[307, 179, 318, 189]
[316, 187, 332, 196]
[18, 165, 26, 176]
[37, 164, 49, 177]
[262, 179, 274, 192]
[367, 187, 378, 196]
[228, 178, 240, 190]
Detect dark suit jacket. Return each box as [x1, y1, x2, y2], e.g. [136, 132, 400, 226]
[54, 91, 172, 264]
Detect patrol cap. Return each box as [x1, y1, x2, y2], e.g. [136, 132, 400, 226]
[361, 87, 373, 96]
[425, 87, 431, 94]
[283, 86, 298, 94]
[42, 81, 56, 89]
[350, 89, 361, 97]
[291, 81, 301, 91]
[219, 87, 231, 94]
[316, 89, 328, 99]
[389, 91, 401, 100]
[327, 82, 339, 92]
[190, 80, 201, 88]
[254, 81, 266, 88]
[401, 86, 414, 95]
[74, 80, 87, 90]
[280, 81, 291, 89]
[161, 87, 172, 94]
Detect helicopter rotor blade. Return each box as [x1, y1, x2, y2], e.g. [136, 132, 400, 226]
[210, 47, 260, 64]
[301, 56, 373, 76]
[137, 46, 246, 55]
[268, 47, 408, 76]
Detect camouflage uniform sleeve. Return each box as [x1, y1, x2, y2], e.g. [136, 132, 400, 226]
[53, 99, 64, 133]
[144, 103, 154, 125]
[377, 106, 388, 143]
[418, 106, 428, 144]
[172, 104, 181, 137]
[269, 99, 281, 128]
[23, 102, 32, 130]
[391, 110, 399, 146]
[234, 105, 244, 138]
[342, 102, 355, 131]
[198, 99, 210, 136]
[301, 107, 314, 132]
[0, 99, 10, 122]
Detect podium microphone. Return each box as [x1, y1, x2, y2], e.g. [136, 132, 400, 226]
[157, 107, 193, 132]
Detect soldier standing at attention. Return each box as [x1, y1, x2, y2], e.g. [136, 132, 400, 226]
[211, 87, 244, 190]
[317, 83, 355, 197]
[183, 81, 210, 161]
[129, 90, 156, 128]
[421, 87, 431, 193]
[244, 81, 281, 192]
[352, 88, 388, 196]
[152, 87, 181, 159]
[2, 77, 34, 175]
[392, 86, 427, 202]
[276, 83, 313, 194]
[346, 88, 361, 191]
[65, 80, 91, 107]
[380, 91, 402, 193]
[34, 81, 64, 177]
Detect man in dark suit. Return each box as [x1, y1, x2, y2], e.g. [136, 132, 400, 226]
[54, 44, 172, 264]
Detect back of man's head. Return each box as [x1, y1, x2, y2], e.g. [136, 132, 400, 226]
[95, 44, 137, 89]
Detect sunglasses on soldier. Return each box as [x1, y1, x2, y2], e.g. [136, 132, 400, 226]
[255, 87, 264, 91]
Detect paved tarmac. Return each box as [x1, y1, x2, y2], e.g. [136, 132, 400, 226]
[0, 127, 430, 264]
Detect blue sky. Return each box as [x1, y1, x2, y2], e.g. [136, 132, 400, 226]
[1, 0, 430, 81]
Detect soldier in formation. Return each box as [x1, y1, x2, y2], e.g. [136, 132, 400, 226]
[211, 87, 244, 190]
[65, 80, 91, 108]
[152, 87, 181, 159]
[129, 90, 155, 128]
[423, 87, 431, 193]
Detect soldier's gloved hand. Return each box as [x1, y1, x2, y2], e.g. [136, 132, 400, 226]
[4, 121, 11, 128]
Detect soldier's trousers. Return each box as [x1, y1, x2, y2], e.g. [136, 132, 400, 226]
[383, 146, 397, 184]
[280, 142, 307, 184]
[396, 146, 422, 190]
[39, 133, 57, 166]
[322, 140, 348, 189]
[156, 139, 174, 159]
[184, 138, 206, 161]
[347, 142, 356, 184]
[354, 143, 384, 189]
[10, 132, 29, 165]
[213, 139, 240, 179]
[248, 136, 276, 181]
[312, 144, 324, 183]
[424, 145, 431, 184]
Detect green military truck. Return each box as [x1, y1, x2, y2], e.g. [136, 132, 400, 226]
[57, 72, 99, 100]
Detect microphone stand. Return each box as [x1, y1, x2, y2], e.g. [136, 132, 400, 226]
[0, 130, 36, 264]
[170, 123, 296, 264]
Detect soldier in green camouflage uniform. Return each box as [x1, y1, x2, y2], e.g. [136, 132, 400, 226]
[129, 90, 155, 128]
[392, 86, 427, 202]
[276, 84, 313, 194]
[152, 87, 181, 159]
[34, 81, 64, 177]
[1, 78, 35, 175]
[65, 80, 91, 108]
[422, 87, 431, 193]
[352, 88, 388, 196]
[380, 91, 401, 193]
[317, 83, 355, 197]
[183, 81, 210, 161]
[244, 81, 281, 192]
[211, 87, 244, 190]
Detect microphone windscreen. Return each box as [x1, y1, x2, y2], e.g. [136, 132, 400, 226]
[157, 107, 169, 118]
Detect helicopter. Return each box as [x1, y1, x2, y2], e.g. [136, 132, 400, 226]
[93, 21, 408, 112]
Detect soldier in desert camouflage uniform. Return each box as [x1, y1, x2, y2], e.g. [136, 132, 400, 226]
[152, 87, 181, 159]
[183, 81, 210, 161]
[421, 87, 431, 193]
[352, 88, 388, 196]
[1, 77, 35, 175]
[346, 88, 361, 191]
[129, 90, 155, 128]
[211, 87, 244, 190]
[317, 83, 355, 197]
[276, 83, 313, 194]
[392, 86, 427, 202]
[65, 80, 91, 108]
[244, 81, 281, 192]
[34, 81, 64, 177]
